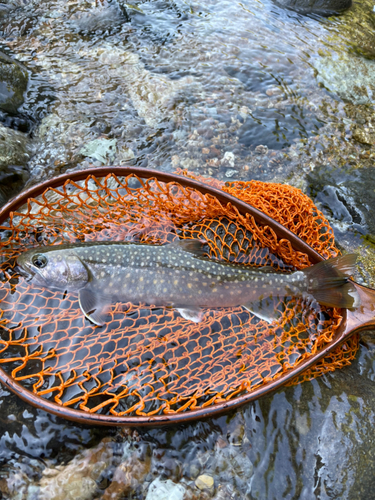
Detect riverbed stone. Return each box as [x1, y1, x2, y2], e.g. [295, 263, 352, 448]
[145, 478, 185, 500]
[39, 439, 113, 500]
[0, 51, 28, 115]
[314, 52, 375, 105]
[195, 474, 215, 494]
[274, 0, 351, 15]
[80, 138, 117, 164]
[0, 123, 31, 168]
[101, 443, 151, 499]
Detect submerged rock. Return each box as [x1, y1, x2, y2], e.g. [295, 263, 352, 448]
[145, 478, 185, 500]
[314, 52, 375, 105]
[90, 45, 193, 128]
[0, 164, 29, 206]
[307, 164, 375, 236]
[0, 123, 31, 169]
[0, 51, 28, 115]
[80, 138, 117, 164]
[274, 0, 352, 15]
[39, 439, 114, 500]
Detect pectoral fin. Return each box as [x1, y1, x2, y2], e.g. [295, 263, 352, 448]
[242, 297, 280, 324]
[78, 289, 111, 326]
[176, 306, 204, 322]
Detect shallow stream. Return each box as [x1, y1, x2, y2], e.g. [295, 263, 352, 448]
[1, 0, 375, 498]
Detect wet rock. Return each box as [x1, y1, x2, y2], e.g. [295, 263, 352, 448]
[102, 443, 151, 499]
[307, 164, 375, 236]
[254, 144, 268, 155]
[0, 51, 28, 115]
[352, 126, 375, 145]
[145, 478, 185, 500]
[0, 164, 29, 206]
[39, 439, 114, 500]
[72, 3, 128, 34]
[0, 123, 31, 169]
[89, 45, 194, 128]
[0, 2, 15, 17]
[237, 101, 323, 150]
[80, 138, 117, 164]
[208, 446, 253, 492]
[273, 0, 351, 15]
[220, 152, 235, 168]
[225, 169, 238, 178]
[195, 474, 215, 495]
[315, 53, 375, 105]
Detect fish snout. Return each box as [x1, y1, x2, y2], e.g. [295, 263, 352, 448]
[15, 264, 34, 282]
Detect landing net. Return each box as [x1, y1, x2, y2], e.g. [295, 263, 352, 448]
[0, 172, 359, 417]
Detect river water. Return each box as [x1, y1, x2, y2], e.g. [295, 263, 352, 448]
[1, 0, 375, 498]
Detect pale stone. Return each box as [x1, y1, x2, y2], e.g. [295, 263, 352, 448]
[195, 474, 214, 491]
[145, 478, 185, 500]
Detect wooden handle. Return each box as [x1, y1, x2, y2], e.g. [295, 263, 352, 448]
[343, 282, 375, 336]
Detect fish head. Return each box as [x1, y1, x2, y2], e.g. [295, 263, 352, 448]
[17, 247, 89, 291]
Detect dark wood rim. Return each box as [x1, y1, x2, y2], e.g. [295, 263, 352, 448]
[0, 166, 373, 427]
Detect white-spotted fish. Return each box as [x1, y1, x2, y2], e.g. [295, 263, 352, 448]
[16, 240, 360, 326]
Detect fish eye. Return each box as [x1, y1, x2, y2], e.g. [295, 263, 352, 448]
[32, 254, 48, 269]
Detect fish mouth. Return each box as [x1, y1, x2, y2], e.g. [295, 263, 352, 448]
[15, 265, 34, 282]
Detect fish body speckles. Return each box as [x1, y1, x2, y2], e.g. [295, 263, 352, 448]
[17, 240, 360, 325]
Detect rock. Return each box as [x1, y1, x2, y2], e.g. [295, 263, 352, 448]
[225, 169, 238, 178]
[0, 164, 29, 206]
[220, 152, 235, 168]
[88, 45, 194, 128]
[273, 0, 351, 15]
[80, 138, 117, 164]
[352, 127, 375, 145]
[307, 164, 375, 236]
[39, 439, 113, 500]
[208, 446, 254, 491]
[117, 145, 135, 163]
[254, 145, 268, 155]
[102, 444, 151, 499]
[145, 478, 185, 500]
[0, 51, 28, 115]
[195, 474, 215, 495]
[0, 3, 15, 17]
[237, 101, 323, 150]
[314, 53, 375, 105]
[0, 123, 31, 169]
[72, 3, 128, 33]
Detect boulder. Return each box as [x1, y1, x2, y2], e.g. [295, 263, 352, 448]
[274, 0, 352, 16]
[0, 51, 28, 116]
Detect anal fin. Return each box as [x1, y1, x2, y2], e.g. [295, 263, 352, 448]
[176, 306, 204, 323]
[242, 297, 280, 324]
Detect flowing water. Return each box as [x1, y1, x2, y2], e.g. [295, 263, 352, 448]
[1, 0, 375, 498]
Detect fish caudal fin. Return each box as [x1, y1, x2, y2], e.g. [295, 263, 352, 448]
[303, 254, 360, 309]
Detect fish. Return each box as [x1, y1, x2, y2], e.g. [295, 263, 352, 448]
[16, 240, 360, 326]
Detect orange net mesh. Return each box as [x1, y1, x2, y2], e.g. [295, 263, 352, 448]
[0, 172, 359, 417]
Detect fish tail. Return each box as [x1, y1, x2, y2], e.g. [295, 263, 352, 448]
[303, 254, 360, 309]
